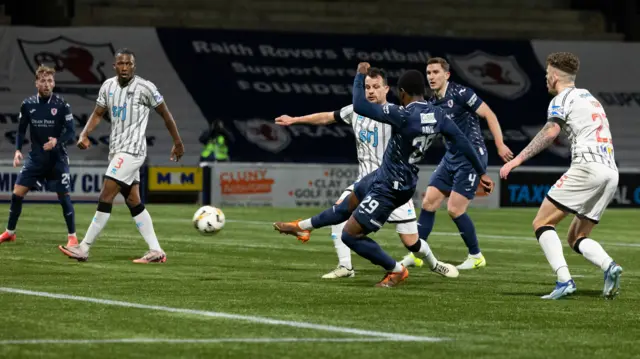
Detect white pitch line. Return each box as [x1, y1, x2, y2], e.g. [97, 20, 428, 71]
[0, 337, 431, 345]
[0, 287, 446, 343]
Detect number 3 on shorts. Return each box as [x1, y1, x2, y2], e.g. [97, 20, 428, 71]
[360, 196, 379, 214]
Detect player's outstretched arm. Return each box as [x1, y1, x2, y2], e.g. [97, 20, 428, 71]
[275, 112, 336, 126]
[155, 102, 184, 162]
[475, 102, 513, 162]
[499, 121, 561, 179]
[77, 105, 106, 149]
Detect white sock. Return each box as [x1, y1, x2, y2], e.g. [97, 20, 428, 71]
[134, 209, 162, 252]
[392, 262, 404, 273]
[68, 232, 76, 237]
[578, 238, 613, 271]
[298, 218, 313, 230]
[81, 211, 111, 248]
[418, 239, 439, 269]
[538, 228, 572, 282]
[331, 222, 351, 269]
[6, 229, 15, 235]
[471, 252, 483, 259]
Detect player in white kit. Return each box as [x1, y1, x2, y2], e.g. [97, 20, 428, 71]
[500, 52, 623, 300]
[58, 48, 185, 263]
[275, 68, 457, 279]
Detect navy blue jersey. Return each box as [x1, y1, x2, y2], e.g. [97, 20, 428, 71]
[352, 73, 485, 191]
[16, 94, 75, 161]
[429, 81, 486, 161]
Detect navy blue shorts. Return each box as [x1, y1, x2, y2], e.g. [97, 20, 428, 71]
[16, 155, 71, 193]
[352, 171, 415, 234]
[428, 152, 488, 200]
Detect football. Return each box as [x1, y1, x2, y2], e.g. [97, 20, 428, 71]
[192, 205, 226, 235]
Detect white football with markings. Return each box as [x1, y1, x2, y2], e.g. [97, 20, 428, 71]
[192, 206, 225, 235]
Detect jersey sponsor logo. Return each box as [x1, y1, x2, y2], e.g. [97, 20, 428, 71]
[17, 36, 115, 100]
[234, 118, 291, 153]
[447, 50, 530, 99]
[358, 127, 378, 147]
[51, 108, 57, 116]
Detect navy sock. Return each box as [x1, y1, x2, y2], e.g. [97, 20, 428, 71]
[341, 231, 396, 271]
[418, 209, 436, 241]
[7, 194, 24, 231]
[453, 213, 480, 255]
[310, 199, 352, 229]
[58, 194, 76, 234]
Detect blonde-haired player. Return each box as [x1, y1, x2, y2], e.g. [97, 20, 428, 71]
[500, 52, 622, 300]
[58, 48, 184, 263]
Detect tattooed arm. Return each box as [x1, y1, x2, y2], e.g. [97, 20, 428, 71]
[499, 121, 561, 178]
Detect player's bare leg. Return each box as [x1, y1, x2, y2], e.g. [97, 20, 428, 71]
[274, 192, 361, 243]
[58, 178, 120, 261]
[566, 216, 622, 299]
[341, 216, 407, 288]
[533, 198, 575, 299]
[1, 185, 29, 244]
[399, 232, 458, 278]
[57, 192, 77, 247]
[447, 192, 486, 270]
[400, 187, 445, 268]
[125, 184, 166, 263]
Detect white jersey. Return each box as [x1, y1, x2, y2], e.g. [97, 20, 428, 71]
[96, 75, 164, 157]
[547, 87, 616, 170]
[335, 104, 392, 180]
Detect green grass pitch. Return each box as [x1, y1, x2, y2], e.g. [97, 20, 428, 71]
[0, 204, 638, 359]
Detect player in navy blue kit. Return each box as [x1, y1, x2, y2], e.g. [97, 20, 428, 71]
[274, 63, 494, 287]
[401, 57, 512, 271]
[0, 65, 77, 247]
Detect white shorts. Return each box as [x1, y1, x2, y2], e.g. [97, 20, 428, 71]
[337, 185, 418, 234]
[105, 153, 145, 186]
[546, 163, 618, 223]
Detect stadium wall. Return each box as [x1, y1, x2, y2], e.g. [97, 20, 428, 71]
[3, 27, 640, 168]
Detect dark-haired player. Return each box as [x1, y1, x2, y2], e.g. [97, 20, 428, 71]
[401, 57, 512, 271]
[274, 63, 493, 287]
[0, 65, 77, 247]
[58, 48, 185, 263]
[275, 67, 457, 280]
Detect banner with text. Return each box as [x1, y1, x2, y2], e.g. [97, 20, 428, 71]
[0, 165, 124, 203]
[0, 27, 206, 166]
[148, 166, 203, 191]
[208, 162, 500, 209]
[157, 28, 569, 167]
[500, 168, 640, 208]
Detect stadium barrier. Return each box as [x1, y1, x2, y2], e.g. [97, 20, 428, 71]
[499, 167, 640, 208]
[201, 162, 501, 209]
[1, 161, 638, 209]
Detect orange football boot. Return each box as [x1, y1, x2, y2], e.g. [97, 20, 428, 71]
[0, 230, 16, 244]
[273, 220, 311, 243]
[375, 266, 409, 288]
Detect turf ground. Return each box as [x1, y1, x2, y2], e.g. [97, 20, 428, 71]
[0, 204, 638, 359]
